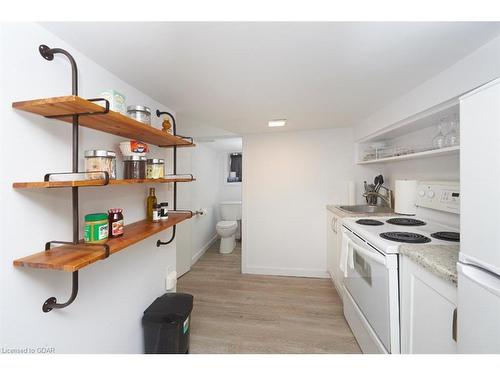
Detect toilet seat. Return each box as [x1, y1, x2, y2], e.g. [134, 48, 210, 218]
[216, 221, 237, 230]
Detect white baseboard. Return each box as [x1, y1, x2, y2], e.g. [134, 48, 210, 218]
[191, 234, 218, 265]
[243, 265, 329, 279]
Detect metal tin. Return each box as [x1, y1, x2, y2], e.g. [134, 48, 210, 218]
[127, 105, 151, 125]
[127, 105, 151, 114]
[146, 158, 164, 164]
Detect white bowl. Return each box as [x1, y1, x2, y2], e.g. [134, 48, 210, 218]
[119, 141, 147, 157]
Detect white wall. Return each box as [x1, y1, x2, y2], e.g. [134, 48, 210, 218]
[187, 143, 219, 263]
[0, 23, 180, 353]
[242, 128, 354, 278]
[355, 35, 500, 140]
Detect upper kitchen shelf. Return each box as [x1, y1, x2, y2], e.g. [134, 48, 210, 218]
[356, 97, 460, 164]
[13, 212, 192, 272]
[12, 96, 195, 148]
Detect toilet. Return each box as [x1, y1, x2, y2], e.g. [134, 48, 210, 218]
[216, 201, 242, 254]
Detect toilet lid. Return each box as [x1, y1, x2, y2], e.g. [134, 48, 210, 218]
[217, 220, 237, 229]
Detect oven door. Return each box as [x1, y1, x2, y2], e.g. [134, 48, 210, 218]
[341, 228, 399, 352]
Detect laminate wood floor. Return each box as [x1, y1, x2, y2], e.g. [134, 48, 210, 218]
[177, 240, 361, 354]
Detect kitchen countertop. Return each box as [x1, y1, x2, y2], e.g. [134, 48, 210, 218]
[326, 204, 395, 218]
[400, 244, 460, 285]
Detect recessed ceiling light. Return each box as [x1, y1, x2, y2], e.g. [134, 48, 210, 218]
[268, 119, 286, 127]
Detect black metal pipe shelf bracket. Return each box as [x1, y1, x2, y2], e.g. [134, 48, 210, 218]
[37, 44, 111, 312]
[156, 110, 194, 247]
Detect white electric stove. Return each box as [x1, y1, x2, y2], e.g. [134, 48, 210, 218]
[340, 181, 460, 354]
[342, 215, 459, 254]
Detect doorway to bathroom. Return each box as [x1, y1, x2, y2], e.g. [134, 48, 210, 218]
[176, 137, 243, 278]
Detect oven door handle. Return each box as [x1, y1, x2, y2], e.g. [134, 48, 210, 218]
[346, 237, 387, 267]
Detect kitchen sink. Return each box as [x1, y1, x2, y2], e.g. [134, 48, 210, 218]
[338, 204, 394, 214]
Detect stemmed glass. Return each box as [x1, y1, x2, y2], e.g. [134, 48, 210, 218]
[444, 113, 460, 147]
[432, 118, 447, 149]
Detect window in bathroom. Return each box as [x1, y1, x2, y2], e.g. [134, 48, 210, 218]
[227, 152, 242, 183]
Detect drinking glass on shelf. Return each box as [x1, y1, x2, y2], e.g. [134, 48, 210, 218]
[432, 118, 446, 149]
[444, 114, 460, 147]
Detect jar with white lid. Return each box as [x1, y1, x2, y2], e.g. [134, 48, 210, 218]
[127, 105, 151, 125]
[146, 159, 165, 179]
[84, 150, 116, 179]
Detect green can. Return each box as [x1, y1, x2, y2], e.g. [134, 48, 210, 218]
[84, 213, 109, 244]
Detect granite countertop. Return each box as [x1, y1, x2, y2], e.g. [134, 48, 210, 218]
[400, 244, 460, 285]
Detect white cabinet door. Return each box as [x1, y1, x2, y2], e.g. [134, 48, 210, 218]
[460, 78, 500, 275]
[326, 210, 342, 293]
[400, 256, 457, 354]
[326, 211, 335, 280]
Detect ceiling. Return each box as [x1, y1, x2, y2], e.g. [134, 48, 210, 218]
[199, 137, 242, 152]
[42, 22, 500, 136]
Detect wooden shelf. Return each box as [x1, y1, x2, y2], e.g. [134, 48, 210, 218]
[13, 176, 196, 189]
[357, 146, 459, 165]
[12, 96, 195, 148]
[13, 213, 192, 272]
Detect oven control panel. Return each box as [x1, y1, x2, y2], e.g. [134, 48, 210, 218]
[416, 181, 460, 214]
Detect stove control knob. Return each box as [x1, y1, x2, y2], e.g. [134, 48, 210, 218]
[427, 190, 435, 198]
[418, 190, 425, 197]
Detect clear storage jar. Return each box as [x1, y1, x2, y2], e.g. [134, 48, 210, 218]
[127, 105, 151, 125]
[123, 155, 147, 179]
[84, 150, 116, 179]
[146, 159, 165, 179]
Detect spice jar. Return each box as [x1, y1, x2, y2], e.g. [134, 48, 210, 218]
[160, 202, 169, 221]
[123, 155, 147, 179]
[84, 150, 116, 179]
[146, 159, 165, 179]
[84, 213, 109, 244]
[108, 208, 124, 238]
[152, 204, 161, 222]
[127, 105, 151, 125]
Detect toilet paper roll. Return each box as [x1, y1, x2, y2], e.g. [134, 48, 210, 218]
[348, 181, 356, 205]
[395, 180, 418, 215]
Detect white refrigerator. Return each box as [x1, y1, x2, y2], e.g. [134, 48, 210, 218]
[459, 77, 500, 353]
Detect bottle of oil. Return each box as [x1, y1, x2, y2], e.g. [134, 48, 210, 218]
[146, 188, 157, 220]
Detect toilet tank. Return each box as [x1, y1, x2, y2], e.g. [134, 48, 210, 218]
[220, 201, 242, 221]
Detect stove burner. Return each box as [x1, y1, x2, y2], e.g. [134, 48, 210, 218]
[380, 232, 431, 244]
[431, 231, 460, 242]
[386, 218, 426, 226]
[356, 219, 384, 226]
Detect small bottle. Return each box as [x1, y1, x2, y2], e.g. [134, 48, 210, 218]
[160, 202, 169, 220]
[152, 204, 161, 222]
[146, 187, 157, 220]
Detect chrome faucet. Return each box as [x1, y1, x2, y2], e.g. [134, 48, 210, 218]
[363, 186, 393, 209]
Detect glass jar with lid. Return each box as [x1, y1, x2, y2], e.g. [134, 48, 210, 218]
[127, 105, 151, 125]
[123, 155, 147, 179]
[146, 159, 165, 179]
[84, 150, 116, 179]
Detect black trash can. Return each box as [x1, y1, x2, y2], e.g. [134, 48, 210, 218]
[142, 293, 194, 354]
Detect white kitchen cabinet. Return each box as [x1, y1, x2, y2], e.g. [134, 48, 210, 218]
[400, 256, 457, 354]
[326, 209, 343, 294]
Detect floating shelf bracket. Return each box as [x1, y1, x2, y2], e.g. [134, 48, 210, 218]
[43, 171, 110, 187]
[156, 110, 194, 247]
[38, 44, 84, 312]
[41, 240, 110, 312]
